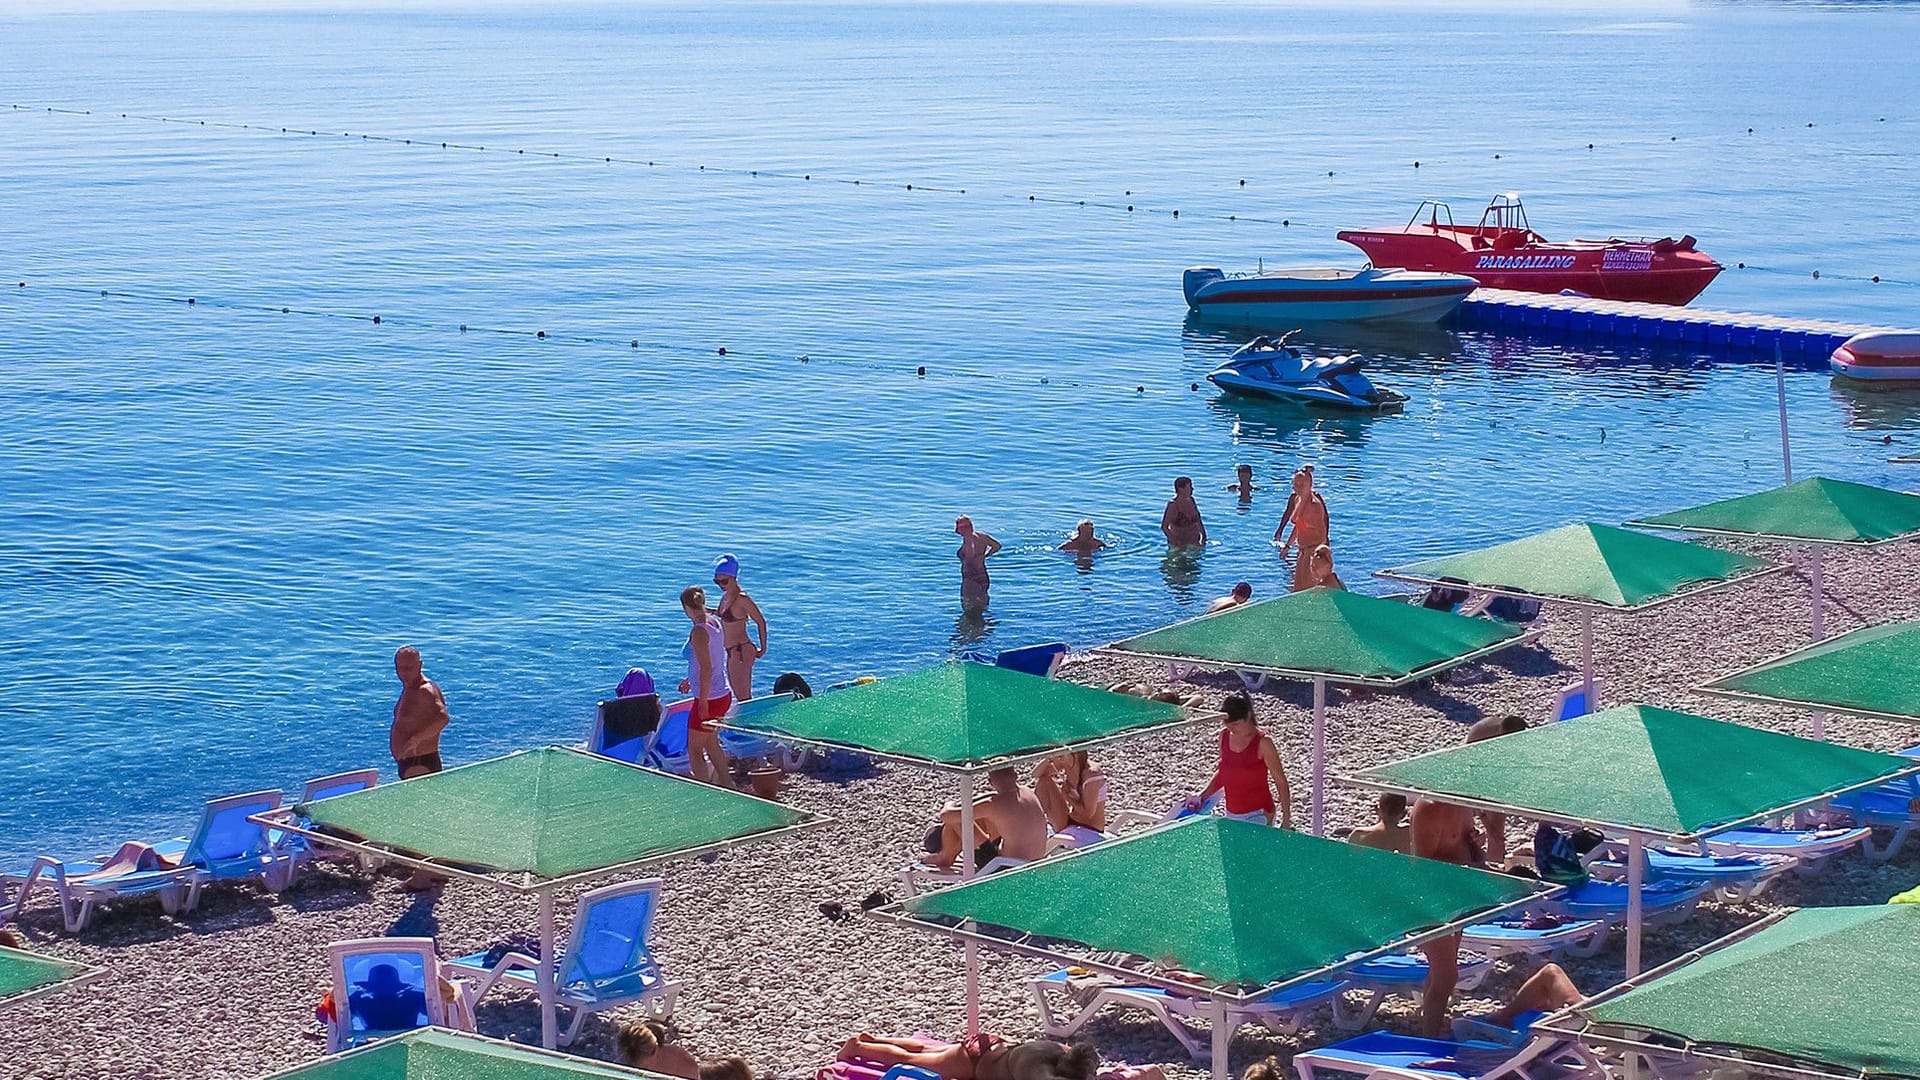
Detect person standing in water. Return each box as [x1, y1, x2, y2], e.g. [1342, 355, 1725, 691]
[1228, 464, 1258, 502]
[678, 586, 733, 787]
[955, 516, 1002, 608]
[1275, 467, 1330, 588]
[1161, 476, 1207, 548]
[710, 554, 767, 701]
[390, 646, 451, 891]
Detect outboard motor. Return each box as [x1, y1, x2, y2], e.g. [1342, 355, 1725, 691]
[1183, 267, 1225, 306]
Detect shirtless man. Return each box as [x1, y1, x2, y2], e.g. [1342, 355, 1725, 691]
[1348, 793, 1411, 854]
[1276, 468, 1330, 589]
[391, 647, 450, 778]
[1412, 796, 1484, 1037]
[929, 767, 1051, 869]
[391, 646, 451, 891]
[1206, 581, 1253, 614]
[1465, 716, 1528, 865]
[1160, 477, 1207, 549]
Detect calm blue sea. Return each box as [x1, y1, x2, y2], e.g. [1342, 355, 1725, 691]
[4, 0, 1919, 862]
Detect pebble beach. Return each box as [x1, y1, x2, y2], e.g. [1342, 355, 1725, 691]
[5, 537, 1918, 1080]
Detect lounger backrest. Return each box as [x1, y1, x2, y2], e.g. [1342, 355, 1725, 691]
[184, 790, 284, 866]
[995, 642, 1069, 679]
[653, 700, 692, 762]
[303, 769, 379, 804]
[329, 937, 443, 1045]
[562, 878, 665, 996]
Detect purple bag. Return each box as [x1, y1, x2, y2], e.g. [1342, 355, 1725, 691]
[615, 668, 656, 698]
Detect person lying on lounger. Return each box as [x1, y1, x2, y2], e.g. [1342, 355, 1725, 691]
[837, 1034, 1098, 1080]
[924, 768, 1050, 869]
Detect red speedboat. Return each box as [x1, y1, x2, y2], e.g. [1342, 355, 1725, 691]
[1337, 194, 1722, 306]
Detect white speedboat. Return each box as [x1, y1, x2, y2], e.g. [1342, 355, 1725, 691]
[1206, 335, 1407, 411]
[1183, 265, 1477, 324]
[1832, 331, 1920, 381]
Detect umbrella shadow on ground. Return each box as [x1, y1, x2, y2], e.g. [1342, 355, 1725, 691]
[21, 905, 193, 948]
[281, 870, 375, 915]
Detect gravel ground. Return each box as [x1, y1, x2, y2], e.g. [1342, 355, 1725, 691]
[5, 540, 1919, 1080]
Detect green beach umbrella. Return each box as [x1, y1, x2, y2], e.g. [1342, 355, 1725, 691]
[1377, 523, 1780, 713]
[721, 661, 1208, 1036]
[1630, 477, 1920, 652]
[265, 747, 818, 1048]
[1098, 588, 1526, 835]
[875, 817, 1546, 1080]
[0, 943, 103, 1009]
[1538, 905, 1920, 1080]
[256, 1027, 674, 1079]
[1700, 619, 1920, 727]
[1349, 704, 1917, 975]
[721, 660, 1199, 772]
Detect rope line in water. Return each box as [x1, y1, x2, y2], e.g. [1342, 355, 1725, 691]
[1, 279, 1189, 399]
[8, 102, 1917, 286]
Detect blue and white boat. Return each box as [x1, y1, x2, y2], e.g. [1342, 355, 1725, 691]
[1184, 264, 1476, 324]
[1206, 335, 1407, 411]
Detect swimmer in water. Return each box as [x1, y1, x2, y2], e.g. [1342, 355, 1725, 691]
[1161, 477, 1207, 549]
[1059, 520, 1107, 556]
[1228, 464, 1257, 501]
[956, 516, 1002, 609]
[1207, 581, 1253, 614]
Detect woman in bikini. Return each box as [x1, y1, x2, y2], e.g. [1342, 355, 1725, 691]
[710, 554, 768, 701]
[1186, 693, 1293, 828]
[1034, 751, 1108, 847]
[837, 1035, 1098, 1080]
[1160, 476, 1206, 548]
[955, 516, 1002, 609]
[677, 586, 733, 787]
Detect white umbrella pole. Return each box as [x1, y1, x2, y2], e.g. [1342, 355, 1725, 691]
[960, 775, 981, 1037]
[1811, 546, 1828, 740]
[1581, 609, 1596, 710]
[1776, 343, 1793, 484]
[1625, 834, 1645, 978]
[539, 887, 559, 1049]
[1311, 678, 1327, 837]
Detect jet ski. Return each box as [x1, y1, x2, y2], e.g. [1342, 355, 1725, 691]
[1206, 334, 1407, 411]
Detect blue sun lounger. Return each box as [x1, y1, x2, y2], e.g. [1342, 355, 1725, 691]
[1701, 825, 1870, 871]
[1331, 951, 1492, 1031]
[1460, 919, 1605, 961]
[1537, 878, 1711, 956]
[1590, 846, 1793, 903]
[1031, 968, 1345, 1061]
[1293, 1014, 1602, 1080]
[3, 789, 300, 931]
[1826, 745, 1920, 861]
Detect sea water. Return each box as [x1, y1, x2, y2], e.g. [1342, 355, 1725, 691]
[3, 0, 1919, 861]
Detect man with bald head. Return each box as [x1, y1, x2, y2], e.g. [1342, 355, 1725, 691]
[390, 646, 451, 780]
[390, 646, 452, 891]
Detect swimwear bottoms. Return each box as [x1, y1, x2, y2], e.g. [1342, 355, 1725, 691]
[396, 752, 443, 777]
[689, 693, 732, 734]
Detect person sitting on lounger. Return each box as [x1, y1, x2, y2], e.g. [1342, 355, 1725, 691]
[837, 1034, 1099, 1080]
[1407, 965, 1585, 1073]
[926, 767, 1051, 869]
[1206, 582, 1253, 614]
[1348, 793, 1411, 854]
[1059, 520, 1107, 557]
[1035, 751, 1108, 846]
[348, 963, 429, 1033]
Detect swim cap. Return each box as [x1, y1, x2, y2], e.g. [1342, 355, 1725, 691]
[713, 554, 740, 578]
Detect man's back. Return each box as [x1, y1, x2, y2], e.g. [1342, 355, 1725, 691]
[1349, 822, 1412, 855]
[981, 788, 1051, 862]
[1412, 799, 1479, 866]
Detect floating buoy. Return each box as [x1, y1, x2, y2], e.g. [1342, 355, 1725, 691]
[1172, 209, 1179, 218]
[1873, 276, 1881, 284]
[1190, 382, 1199, 391]
[1125, 190, 1132, 196]
[1413, 161, 1420, 168]
[282, 307, 290, 314]
[917, 366, 926, 376]
[798, 355, 809, 362]
[1029, 194, 1035, 200]
[1136, 386, 1145, 393]
[631, 340, 639, 348]
[187, 297, 195, 305]
[372, 315, 382, 324]
[905, 184, 911, 190]
[1282, 219, 1290, 227]
[1748, 127, 1754, 134]
[717, 346, 727, 356]
[460, 324, 468, 332]
[1588, 143, 1594, 149]
[1238, 179, 1246, 186]
[536, 330, 546, 338]
[1812, 270, 1821, 279]
[1494, 153, 1501, 159]
[1127, 205, 1133, 211]
[100, 290, 107, 296]
[1229, 215, 1236, 221]
[1807, 122, 1814, 128]
[1738, 262, 1746, 269]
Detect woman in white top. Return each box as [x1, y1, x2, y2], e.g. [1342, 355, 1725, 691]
[677, 586, 733, 787]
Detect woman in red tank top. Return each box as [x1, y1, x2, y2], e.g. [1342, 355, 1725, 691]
[1189, 693, 1293, 828]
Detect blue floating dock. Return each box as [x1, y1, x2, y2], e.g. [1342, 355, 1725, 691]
[1454, 288, 1906, 366]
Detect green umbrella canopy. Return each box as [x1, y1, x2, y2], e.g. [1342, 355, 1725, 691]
[1351, 705, 1917, 840]
[1378, 523, 1776, 610]
[299, 747, 812, 883]
[258, 1027, 673, 1079]
[1559, 905, 1920, 1080]
[1631, 477, 1920, 546]
[891, 817, 1542, 993]
[723, 662, 1198, 771]
[0, 944, 97, 1007]
[1702, 620, 1920, 725]
[1100, 588, 1524, 686]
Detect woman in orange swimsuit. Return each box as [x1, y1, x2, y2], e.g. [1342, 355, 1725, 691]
[710, 554, 768, 701]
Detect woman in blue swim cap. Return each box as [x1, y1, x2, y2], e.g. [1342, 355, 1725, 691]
[711, 554, 768, 700]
